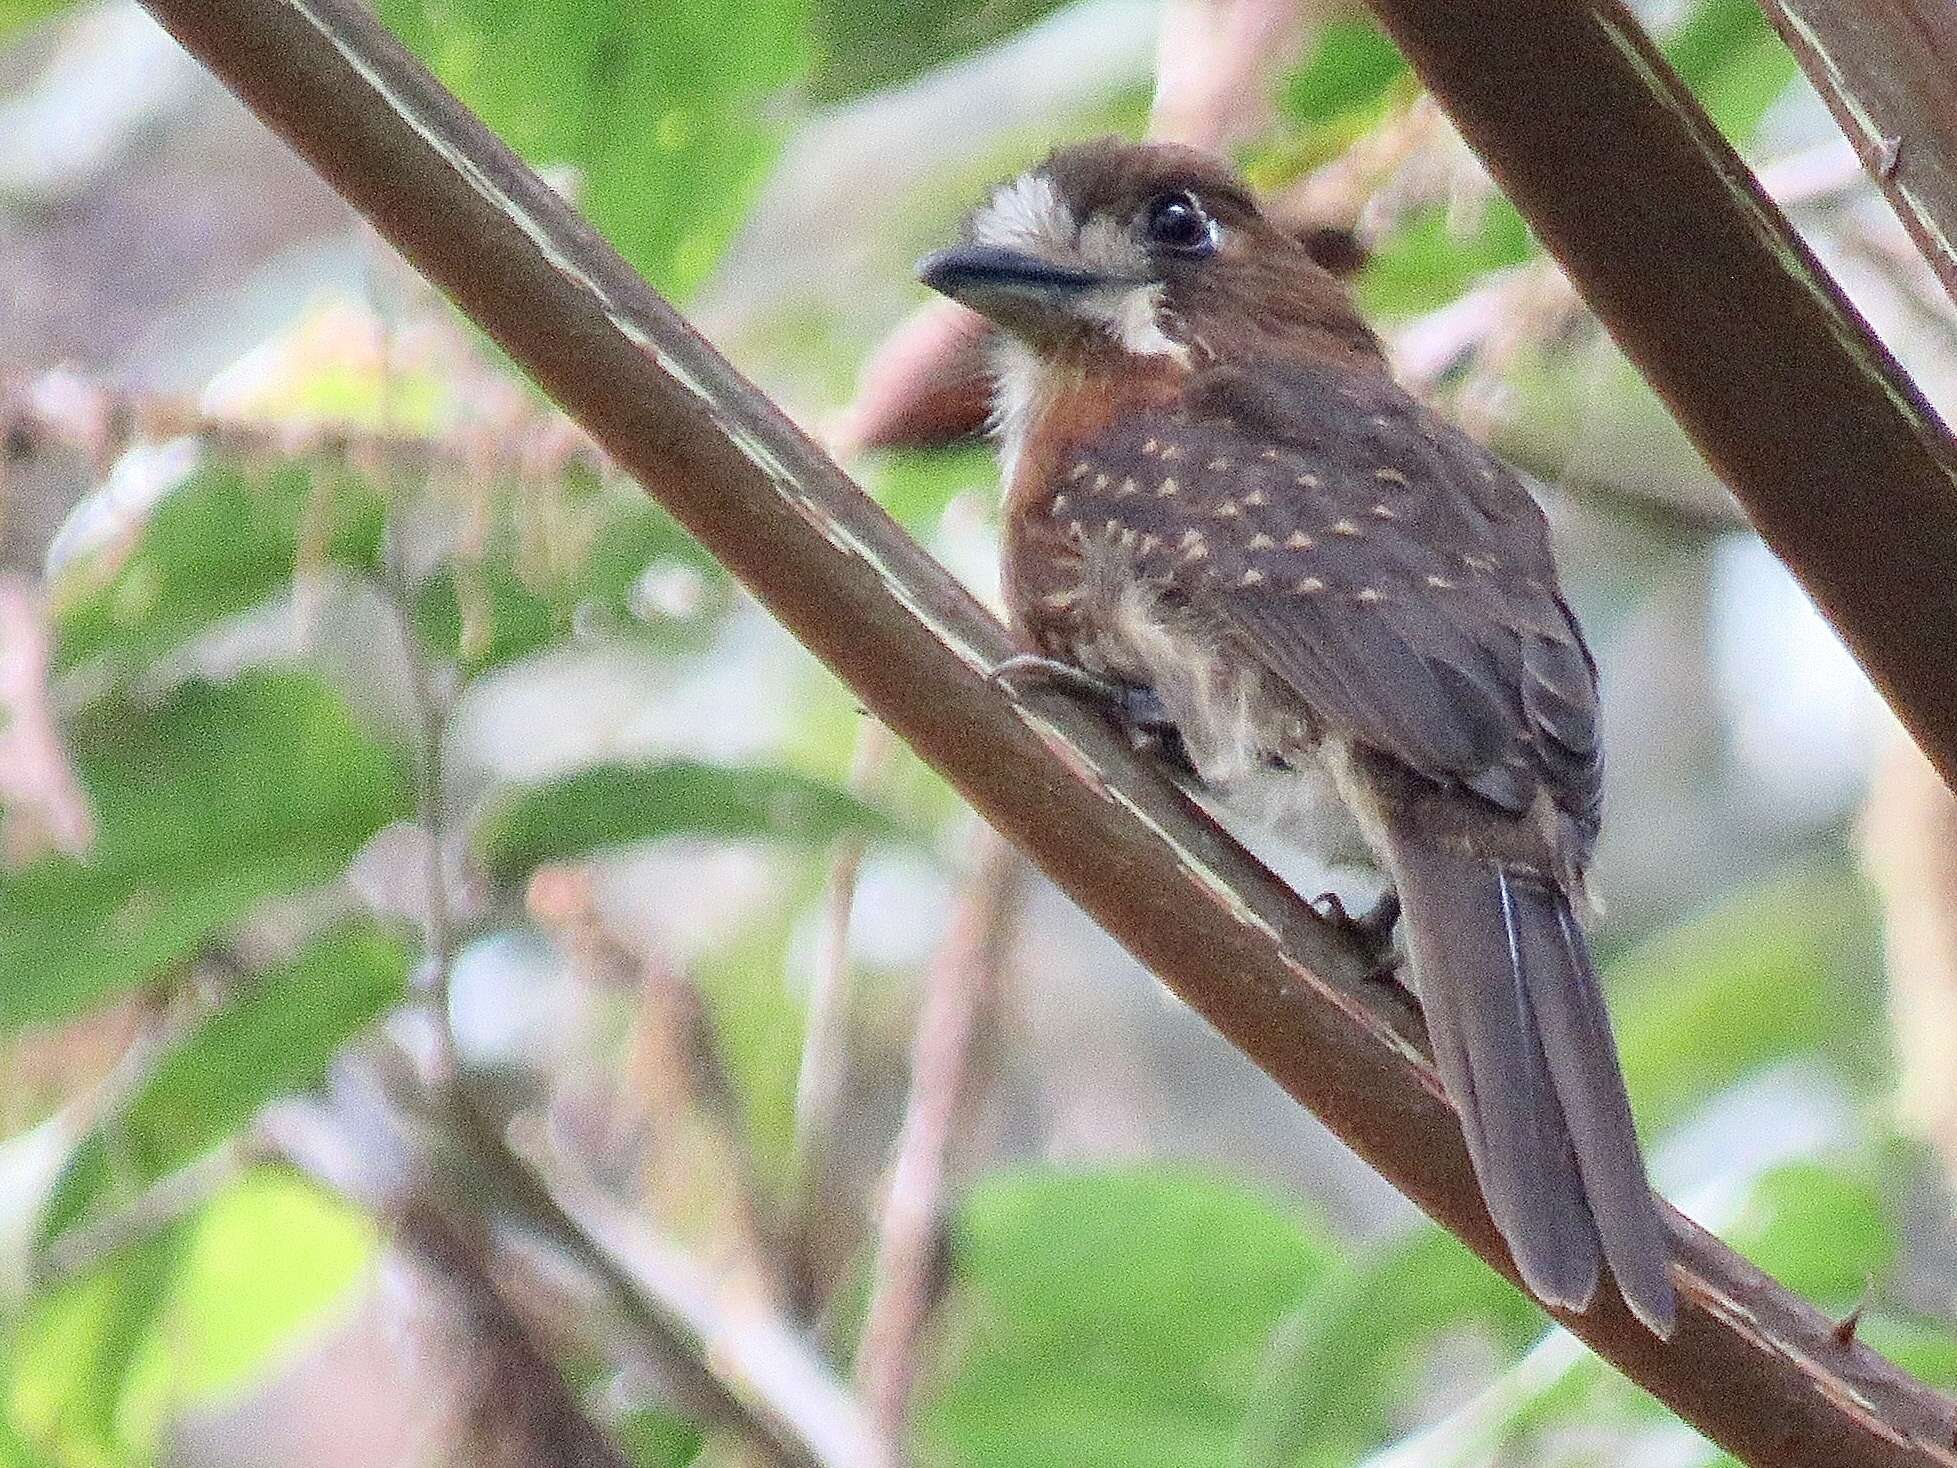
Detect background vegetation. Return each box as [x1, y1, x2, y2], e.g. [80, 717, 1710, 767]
[1, 0, 1954, 1464]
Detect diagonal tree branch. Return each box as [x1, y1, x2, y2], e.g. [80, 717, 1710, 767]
[1756, 0, 1957, 314]
[1359, 0, 1957, 803]
[134, 1, 1957, 1463]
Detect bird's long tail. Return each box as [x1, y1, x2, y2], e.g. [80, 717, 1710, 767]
[1379, 828, 1676, 1336]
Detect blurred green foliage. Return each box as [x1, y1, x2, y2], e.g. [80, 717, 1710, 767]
[4, 2, 1946, 1467]
[51, 465, 385, 680]
[38, 922, 409, 1244]
[378, 0, 807, 298]
[923, 1170, 1339, 1468]
[473, 758, 913, 883]
[0, 673, 411, 1031]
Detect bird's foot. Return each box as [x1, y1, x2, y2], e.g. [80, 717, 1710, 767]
[1312, 888, 1406, 988]
[989, 655, 1179, 742]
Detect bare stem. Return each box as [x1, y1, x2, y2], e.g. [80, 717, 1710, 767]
[855, 824, 1023, 1455]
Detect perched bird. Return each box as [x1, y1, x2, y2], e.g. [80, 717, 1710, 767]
[918, 139, 1675, 1335]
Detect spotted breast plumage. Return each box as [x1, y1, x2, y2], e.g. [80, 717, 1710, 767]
[921, 138, 1673, 1334]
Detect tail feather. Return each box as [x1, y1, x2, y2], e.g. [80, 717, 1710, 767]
[1382, 830, 1676, 1336]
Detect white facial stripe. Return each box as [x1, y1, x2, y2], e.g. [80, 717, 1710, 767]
[1081, 282, 1190, 363]
[970, 172, 1072, 253]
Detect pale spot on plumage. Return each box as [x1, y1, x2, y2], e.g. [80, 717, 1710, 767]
[1093, 473, 1111, 492]
[1118, 527, 1138, 548]
[1356, 586, 1382, 602]
[1260, 447, 1281, 461]
[1068, 462, 1092, 481]
[1213, 500, 1240, 518]
[1331, 518, 1362, 536]
[1178, 530, 1205, 550]
[1296, 473, 1321, 488]
[1207, 456, 1232, 472]
[1138, 533, 1162, 553]
[1425, 574, 1456, 589]
[1247, 532, 1276, 549]
[1296, 576, 1325, 593]
[1241, 568, 1266, 586]
[1160, 443, 1184, 461]
[1182, 541, 1211, 562]
[1463, 552, 1499, 572]
[1242, 488, 1268, 507]
[1052, 493, 1071, 511]
[1157, 477, 1179, 496]
[1371, 503, 1397, 519]
[1116, 477, 1139, 497]
[1374, 467, 1410, 488]
[1286, 530, 1314, 549]
[1142, 439, 1159, 456]
[1042, 587, 1083, 609]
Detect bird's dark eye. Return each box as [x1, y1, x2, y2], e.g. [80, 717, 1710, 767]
[1144, 192, 1215, 256]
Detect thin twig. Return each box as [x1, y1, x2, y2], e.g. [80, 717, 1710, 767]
[38, 1140, 254, 1284]
[527, 866, 792, 1305]
[395, 1196, 639, 1468]
[487, 1106, 897, 1468]
[786, 718, 896, 1321]
[855, 824, 1023, 1456]
[137, 2, 1957, 1458]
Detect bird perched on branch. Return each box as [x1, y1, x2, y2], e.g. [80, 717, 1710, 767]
[918, 138, 1675, 1335]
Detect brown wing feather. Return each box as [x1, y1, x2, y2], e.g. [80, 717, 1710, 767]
[1037, 356, 1602, 847]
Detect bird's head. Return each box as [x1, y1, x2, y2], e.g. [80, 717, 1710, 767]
[918, 139, 1377, 372]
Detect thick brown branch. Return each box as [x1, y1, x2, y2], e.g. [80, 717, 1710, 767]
[1757, 0, 1957, 314]
[137, 2, 1956, 1463]
[1358, 0, 1957, 806]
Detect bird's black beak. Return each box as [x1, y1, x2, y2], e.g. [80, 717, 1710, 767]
[917, 244, 1114, 322]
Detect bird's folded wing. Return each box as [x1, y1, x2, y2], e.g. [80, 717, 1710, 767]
[1092, 356, 1604, 827]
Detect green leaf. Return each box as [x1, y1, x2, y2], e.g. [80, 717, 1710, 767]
[53, 462, 385, 679]
[164, 1171, 376, 1400]
[921, 1168, 1338, 1468]
[1241, 1225, 1542, 1468]
[1609, 868, 1881, 1131]
[1356, 202, 1535, 320]
[1722, 1163, 1895, 1303]
[411, 471, 724, 675]
[0, 0, 71, 44]
[378, 0, 808, 298]
[1279, 21, 1407, 126]
[0, 672, 412, 1031]
[807, 0, 1070, 104]
[3, 1175, 374, 1461]
[38, 923, 410, 1244]
[860, 444, 997, 531]
[473, 759, 907, 883]
[1858, 1315, 1957, 1390]
[614, 1407, 706, 1468]
[1665, 0, 1797, 142]
[4, 1226, 187, 1465]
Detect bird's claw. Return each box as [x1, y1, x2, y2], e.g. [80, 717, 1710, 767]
[988, 654, 1177, 735]
[988, 653, 1126, 705]
[1312, 888, 1406, 989]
